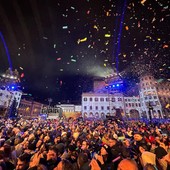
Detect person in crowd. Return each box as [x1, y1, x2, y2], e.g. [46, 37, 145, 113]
[0, 117, 169, 170]
[117, 159, 138, 170]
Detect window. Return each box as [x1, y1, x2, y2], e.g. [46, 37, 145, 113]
[136, 103, 138, 107]
[132, 103, 134, 107]
[0, 93, 2, 96]
[128, 99, 130, 102]
[155, 101, 159, 105]
[106, 98, 109, 102]
[144, 97, 147, 100]
[101, 106, 104, 110]
[84, 98, 87, 101]
[89, 98, 93, 101]
[118, 98, 122, 101]
[107, 106, 110, 110]
[96, 106, 98, 110]
[125, 103, 128, 107]
[84, 106, 87, 110]
[100, 98, 104, 101]
[90, 106, 92, 110]
[125, 99, 127, 102]
[112, 98, 115, 102]
[129, 103, 131, 107]
[154, 96, 157, 99]
[95, 98, 98, 101]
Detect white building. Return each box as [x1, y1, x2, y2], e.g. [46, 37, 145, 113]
[139, 75, 165, 119]
[0, 89, 22, 109]
[81, 74, 169, 119]
[82, 92, 141, 119]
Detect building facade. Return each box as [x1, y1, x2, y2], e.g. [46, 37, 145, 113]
[82, 92, 141, 119]
[82, 74, 169, 119]
[0, 89, 22, 108]
[18, 99, 43, 117]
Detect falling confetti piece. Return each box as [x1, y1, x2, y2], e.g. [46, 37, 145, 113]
[57, 58, 61, 61]
[125, 26, 129, 30]
[71, 6, 75, 10]
[163, 44, 169, 48]
[62, 26, 68, 29]
[43, 37, 48, 39]
[71, 59, 76, 62]
[19, 67, 23, 70]
[105, 34, 111, 37]
[93, 25, 99, 31]
[21, 73, 24, 78]
[77, 37, 87, 44]
[106, 11, 109, 16]
[141, 0, 147, 5]
[87, 10, 90, 14]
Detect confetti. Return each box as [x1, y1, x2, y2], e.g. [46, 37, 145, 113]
[163, 44, 169, 48]
[125, 26, 129, 30]
[62, 26, 68, 29]
[77, 37, 87, 44]
[104, 34, 111, 37]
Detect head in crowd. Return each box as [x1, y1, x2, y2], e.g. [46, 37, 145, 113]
[143, 163, 158, 170]
[108, 135, 117, 148]
[118, 159, 138, 170]
[54, 159, 74, 170]
[81, 140, 89, 150]
[16, 153, 31, 170]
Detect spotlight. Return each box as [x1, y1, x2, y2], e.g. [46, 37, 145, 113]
[116, 84, 120, 87]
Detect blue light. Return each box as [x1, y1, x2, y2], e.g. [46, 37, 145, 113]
[116, 84, 120, 87]
[11, 86, 15, 89]
[112, 85, 115, 87]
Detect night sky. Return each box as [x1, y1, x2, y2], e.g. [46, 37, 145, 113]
[0, 0, 169, 104]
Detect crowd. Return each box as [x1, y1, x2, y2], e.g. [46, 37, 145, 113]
[0, 116, 170, 170]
